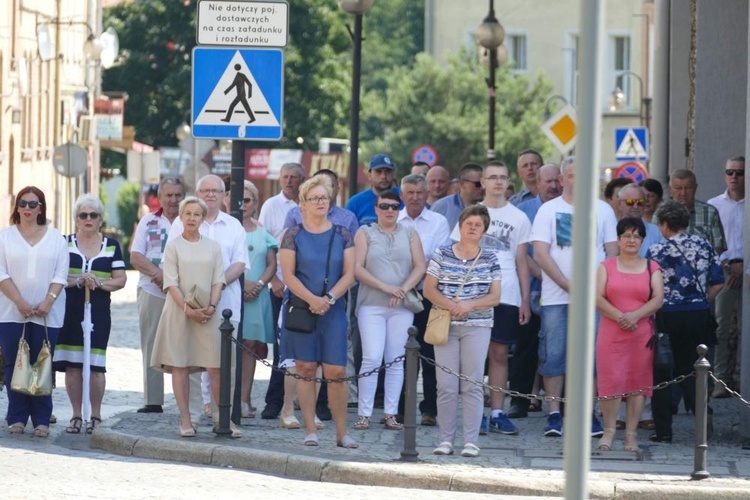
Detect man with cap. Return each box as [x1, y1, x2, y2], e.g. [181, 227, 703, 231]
[346, 153, 400, 226]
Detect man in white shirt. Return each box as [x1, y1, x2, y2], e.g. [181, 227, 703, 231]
[257, 162, 305, 419]
[531, 156, 618, 437]
[396, 173, 450, 425]
[450, 162, 532, 435]
[131, 177, 185, 413]
[708, 156, 745, 396]
[168, 174, 247, 430]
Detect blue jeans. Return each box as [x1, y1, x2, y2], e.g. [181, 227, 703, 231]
[0, 321, 60, 427]
[538, 305, 568, 377]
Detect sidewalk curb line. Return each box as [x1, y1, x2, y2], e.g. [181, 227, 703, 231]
[90, 428, 750, 498]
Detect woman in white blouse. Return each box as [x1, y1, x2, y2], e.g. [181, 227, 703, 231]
[0, 186, 69, 437]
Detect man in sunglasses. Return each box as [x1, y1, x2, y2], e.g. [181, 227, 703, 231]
[431, 162, 485, 231]
[616, 184, 664, 257]
[708, 156, 745, 397]
[130, 177, 185, 414]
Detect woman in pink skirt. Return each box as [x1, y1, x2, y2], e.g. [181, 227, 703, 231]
[596, 218, 663, 452]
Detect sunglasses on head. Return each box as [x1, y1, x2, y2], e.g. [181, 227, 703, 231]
[726, 169, 745, 176]
[624, 199, 645, 207]
[462, 179, 483, 188]
[18, 200, 41, 209]
[78, 212, 100, 220]
[377, 203, 400, 211]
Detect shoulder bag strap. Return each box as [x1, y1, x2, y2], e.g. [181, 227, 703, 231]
[454, 249, 482, 299]
[321, 226, 336, 295]
[666, 238, 709, 301]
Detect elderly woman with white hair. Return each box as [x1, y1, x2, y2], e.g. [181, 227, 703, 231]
[53, 193, 127, 434]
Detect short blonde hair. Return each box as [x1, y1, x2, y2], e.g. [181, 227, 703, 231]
[299, 175, 332, 203]
[179, 196, 208, 217]
[243, 180, 259, 201]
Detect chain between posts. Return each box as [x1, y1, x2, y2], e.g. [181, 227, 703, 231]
[418, 353, 695, 403]
[228, 335, 403, 384]
[710, 373, 750, 408]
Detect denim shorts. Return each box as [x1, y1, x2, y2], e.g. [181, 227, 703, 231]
[490, 304, 520, 344]
[538, 304, 568, 377]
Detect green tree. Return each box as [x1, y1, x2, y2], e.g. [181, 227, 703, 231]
[361, 52, 555, 178]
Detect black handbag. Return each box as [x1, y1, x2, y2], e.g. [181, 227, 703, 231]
[653, 332, 674, 370]
[283, 227, 336, 334]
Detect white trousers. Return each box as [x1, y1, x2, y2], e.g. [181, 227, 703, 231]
[356, 305, 413, 416]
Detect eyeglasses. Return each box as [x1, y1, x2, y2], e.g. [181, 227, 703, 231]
[462, 179, 483, 188]
[623, 199, 645, 207]
[305, 196, 330, 204]
[726, 169, 745, 176]
[377, 203, 400, 211]
[77, 212, 100, 220]
[243, 198, 255, 203]
[18, 200, 41, 209]
[619, 233, 643, 240]
[484, 175, 508, 182]
[198, 188, 224, 195]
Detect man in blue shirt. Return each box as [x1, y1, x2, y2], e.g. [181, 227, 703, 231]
[431, 163, 484, 230]
[346, 153, 400, 226]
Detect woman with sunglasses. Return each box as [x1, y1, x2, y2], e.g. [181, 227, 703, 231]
[352, 189, 426, 432]
[53, 194, 127, 434]
[0, 187, 68, 436]
[239, 180, 277, 418]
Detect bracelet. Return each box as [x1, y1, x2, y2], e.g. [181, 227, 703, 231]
[75, 277, 82, 289]
[258, 279, 265, 286]
[47, 292, 58, 300]
[209, 304, 216, 309]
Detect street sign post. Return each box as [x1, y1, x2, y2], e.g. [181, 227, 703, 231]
[541, 105, 577, 153]
[614, 126, 649, 161]
[191, 47, 284, 140]
[197, 0, 289, 48]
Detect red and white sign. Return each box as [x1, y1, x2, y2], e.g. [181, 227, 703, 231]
[613, 161, 649, 183]
[411, 144, 439, 167]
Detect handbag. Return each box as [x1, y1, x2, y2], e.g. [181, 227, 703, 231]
[0, 345, 5, 390]
[424, 250, 482, 346]
[403, 288, 425, 314]
[185, 284, 209, 309]
[10, 321, 53, 396]
[283, 227, 336, 334]
[652, 332, 674, 370]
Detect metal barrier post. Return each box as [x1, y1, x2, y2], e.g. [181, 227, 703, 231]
[400, 326, 420, 462]
[216, 310, 234, 437]
[691, 344, 710, 479]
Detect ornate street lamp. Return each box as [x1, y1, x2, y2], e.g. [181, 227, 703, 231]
[607, 70, 652, 129]
[339, 0, 374, 199]
[476, 0, 505, 160]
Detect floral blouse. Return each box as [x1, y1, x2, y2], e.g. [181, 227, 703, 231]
[645, 232, 724, 312]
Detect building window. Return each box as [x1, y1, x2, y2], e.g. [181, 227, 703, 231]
[506, 34, 527, 72]
[611, 35, 632, 109]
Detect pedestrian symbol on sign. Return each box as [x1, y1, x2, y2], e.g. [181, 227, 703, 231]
[221, 64, 255, 124]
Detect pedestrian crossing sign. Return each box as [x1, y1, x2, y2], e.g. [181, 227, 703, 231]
[614, 127, 648, 161]
[192, 47, 283, 140]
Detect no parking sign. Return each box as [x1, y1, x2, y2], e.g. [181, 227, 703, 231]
[411, 144, 438, 166]
[613, 161, 649, 182]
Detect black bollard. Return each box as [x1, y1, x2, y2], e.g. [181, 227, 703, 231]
[216, 309, 234, 437]
[691, 344, 710, 480]
[400, 326, 420, 462]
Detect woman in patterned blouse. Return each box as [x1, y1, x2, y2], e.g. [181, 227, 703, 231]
[646, 200, 724, 443]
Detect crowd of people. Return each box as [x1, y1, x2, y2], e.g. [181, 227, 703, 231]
[1, 151, 745, 457]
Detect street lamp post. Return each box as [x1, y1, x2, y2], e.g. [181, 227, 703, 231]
[339, 0, 374, 200]
[608, 70, 651, 129]
[476, 0, 505, 161]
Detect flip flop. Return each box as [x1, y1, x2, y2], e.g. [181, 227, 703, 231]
[336, 434, 358, 449]
[303, 433, 319, 446]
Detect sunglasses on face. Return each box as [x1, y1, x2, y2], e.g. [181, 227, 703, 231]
[77, 212, 100, 220]
[377, 203, 400, 211]
[726, 169, 745, 176]
[624, 199, 645, 206]
[243, 198, 255, 203]
[462, 179, 482, 188]
[18, 200, 41, 209]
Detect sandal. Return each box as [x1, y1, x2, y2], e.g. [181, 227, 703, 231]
[353, 416, 371, 430]
[8, 422, 25, 434]
[337, 434, 358, 449]
[303, 433, 319, 446]
[383, 414, 404, 431]
[66, 416, 83, 434]
[624, 431, 640, 452]
[33, 425, 50, 438]
[230, 424, 243, 439]
[179, 425, 196, 438]
[241, 402, 255, 419]
[598, 427, 616, 451]
[86, 416, 102, 435]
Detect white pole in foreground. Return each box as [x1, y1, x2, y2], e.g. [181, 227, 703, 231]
[564, 2, 605, 499]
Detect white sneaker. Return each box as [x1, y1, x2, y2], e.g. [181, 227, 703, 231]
[461, 443, 480, 457]
[433, 442, 454, 455]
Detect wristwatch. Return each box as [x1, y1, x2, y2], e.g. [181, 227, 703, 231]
[325, 292, 336, 305]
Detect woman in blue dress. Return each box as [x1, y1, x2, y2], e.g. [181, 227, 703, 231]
[240, 180, 278, 418]
[53, 194, 127, 434]
[279, 175, 356, 448]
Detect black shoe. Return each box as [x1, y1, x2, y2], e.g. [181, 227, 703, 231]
[136, 405, 163, 413]
[316, 405, 332, 421]
[506, 405, 528, 419]
[261, 404, 281, 420]
[420, 414, 437, 426]
[648, 433, 672, 443]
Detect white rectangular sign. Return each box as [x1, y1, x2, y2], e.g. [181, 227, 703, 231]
[197, 1, 289, 48]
